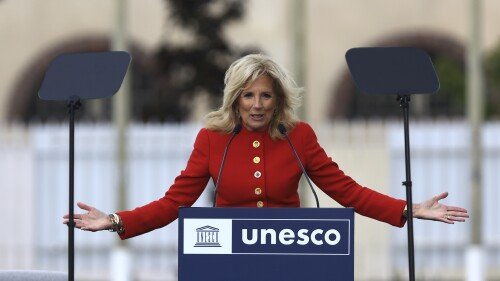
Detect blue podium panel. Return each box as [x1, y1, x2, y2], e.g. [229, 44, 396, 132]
[179, 207, 354, 281]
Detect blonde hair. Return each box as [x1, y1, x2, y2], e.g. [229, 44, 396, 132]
[205, 54, 302, 140]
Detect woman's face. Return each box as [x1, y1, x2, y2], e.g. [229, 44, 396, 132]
[238, 74, 277, 132]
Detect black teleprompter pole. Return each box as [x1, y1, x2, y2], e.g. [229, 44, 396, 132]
[398, 94, 415, 281]
[67, 96, 81, 281]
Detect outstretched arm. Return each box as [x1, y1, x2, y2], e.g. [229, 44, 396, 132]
[63, 202, 113, 232]
[412, 192, 469, 224]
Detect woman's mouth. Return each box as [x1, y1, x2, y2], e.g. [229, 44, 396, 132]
[250, 114, 264, 121]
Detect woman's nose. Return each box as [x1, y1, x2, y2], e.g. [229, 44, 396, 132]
[253, 97, 263, 108]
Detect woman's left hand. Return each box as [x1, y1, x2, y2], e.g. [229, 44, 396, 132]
[412, 192, 469, 224]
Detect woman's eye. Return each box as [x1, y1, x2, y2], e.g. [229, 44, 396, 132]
[243, 92, 253, 98]
[263, 93, 273, 99]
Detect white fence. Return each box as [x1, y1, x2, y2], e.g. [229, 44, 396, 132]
[1, 121, 499, 280]
[389, 121, 473, 279]
[32, 123, 208, 280]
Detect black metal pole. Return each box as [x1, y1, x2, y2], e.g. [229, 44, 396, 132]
[67, 96, 81, 281]
[398, 95, 415, 281]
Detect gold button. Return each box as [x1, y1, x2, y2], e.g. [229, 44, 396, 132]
[253, 157, 261, 164]
[253, 140, 260, 148]
[254, 171, 262, 178]
[255, 188, 262, 195]
[257, 201, 264, 208]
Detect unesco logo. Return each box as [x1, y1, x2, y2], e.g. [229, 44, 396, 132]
[183, 219, 232, 254]
[194, 225, 221, 247]
[183, 218, 350, 255]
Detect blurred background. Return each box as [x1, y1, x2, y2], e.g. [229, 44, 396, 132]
[0, 0, 499, 280]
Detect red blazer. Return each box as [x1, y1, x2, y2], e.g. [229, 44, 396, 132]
[119, 122, 406, 239]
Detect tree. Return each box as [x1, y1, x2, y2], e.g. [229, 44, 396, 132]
[144, 0, 258, 122]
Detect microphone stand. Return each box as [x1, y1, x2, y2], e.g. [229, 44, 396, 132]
[278, 124, 320, 208]
[397, 94, 415, 281]
[213, 125, 241, 207]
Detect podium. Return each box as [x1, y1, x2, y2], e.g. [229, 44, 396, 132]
[179, 207, 354, 281]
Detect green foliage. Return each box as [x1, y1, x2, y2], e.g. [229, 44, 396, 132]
[432, 55, 465, 116]
[485, 44, 500, 90]
[484, 43, 500, 119]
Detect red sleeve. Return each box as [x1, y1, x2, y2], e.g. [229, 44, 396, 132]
[301, 123, 407, 227]
[117, 128, 212, 239]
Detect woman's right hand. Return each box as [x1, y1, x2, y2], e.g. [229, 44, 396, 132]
[63, 202, 112, 232]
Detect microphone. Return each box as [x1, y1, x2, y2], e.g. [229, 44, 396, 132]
[213, 124, 242, 207]
[278, 123, 320, 208]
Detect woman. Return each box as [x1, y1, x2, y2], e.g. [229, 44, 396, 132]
[64, 54, 468, 239]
